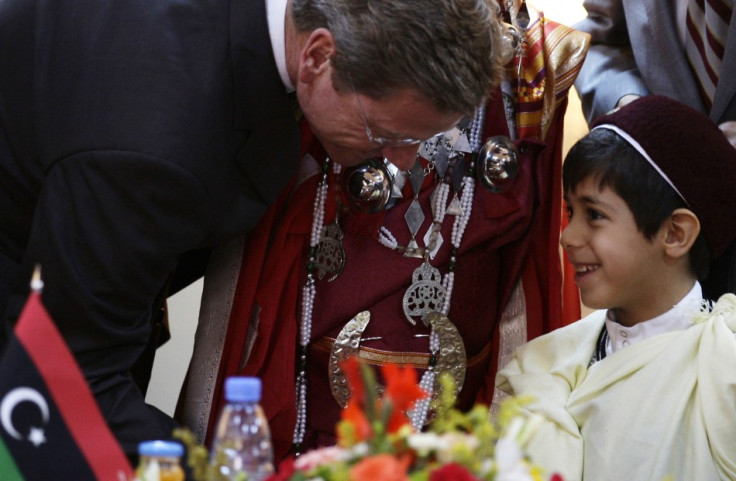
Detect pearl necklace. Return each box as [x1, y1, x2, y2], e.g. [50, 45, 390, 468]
[293, 158, 332, 454]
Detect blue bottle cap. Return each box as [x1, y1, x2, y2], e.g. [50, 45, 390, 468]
[138, 440, 184, 458]
[224, 376, 262, 402]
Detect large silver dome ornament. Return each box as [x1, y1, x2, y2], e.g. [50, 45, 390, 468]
[476, 135, 520, 193]
[500, 22, 521, 65]
[342, 157, 394, 213]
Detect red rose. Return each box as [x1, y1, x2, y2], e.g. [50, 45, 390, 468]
[429, 463, 477, 481]
[263, 457, 296, 481]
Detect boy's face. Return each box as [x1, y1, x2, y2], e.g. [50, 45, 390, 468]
[561, 177, 671, 325]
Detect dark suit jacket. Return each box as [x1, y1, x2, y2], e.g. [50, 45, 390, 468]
[0, 0, 299, 457]
[574, 0, 736, 124]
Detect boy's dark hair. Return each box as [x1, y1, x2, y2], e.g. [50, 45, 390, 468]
[563, 128, 710, 280]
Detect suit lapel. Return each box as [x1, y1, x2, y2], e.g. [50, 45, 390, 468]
[230, 0, 300, 205]
[711, 9, 736, 123]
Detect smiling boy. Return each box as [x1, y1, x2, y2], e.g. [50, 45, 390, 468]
[496, 95, 736, 481]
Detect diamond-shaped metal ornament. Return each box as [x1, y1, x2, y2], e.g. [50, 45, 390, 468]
[404, 238, 423, 258]
[450, 159, 466, 192]
[453, 132, 472, 154]
[404, 199, 425, 237]
[423, 228, 443, 259]
[409, 161, 426, 195]
[429, 188, 439, 218]
[434, 144, 449, 174]
[433, 147, 449, 178]
[390, 181, 404, 200]
[446, 194, 464, 216]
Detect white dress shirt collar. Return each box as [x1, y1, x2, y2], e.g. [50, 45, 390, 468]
[266, 0, 295, 92]
[605, 282, 703, 354]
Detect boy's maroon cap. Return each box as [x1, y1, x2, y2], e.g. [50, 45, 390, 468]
[592, 95, 736, 258]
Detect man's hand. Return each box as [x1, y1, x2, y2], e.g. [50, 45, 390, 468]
[719, 121, 736, 150]
[616, 94, 641, 110]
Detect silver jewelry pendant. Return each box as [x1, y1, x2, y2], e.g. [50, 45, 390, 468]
[328, 310, 466, 412]
[477, 135, 519, 193]
[446, 194, 464, 216]
[342, 157, 394, 213]
[315, 220, 345, 282]
[425, 311, 467, 400]
[500, 22, 520, 65]
[329, 311, 372, 408]
[403, 262, 447, 325]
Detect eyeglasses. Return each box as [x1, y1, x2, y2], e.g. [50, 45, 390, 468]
[348, 72, 425, 147]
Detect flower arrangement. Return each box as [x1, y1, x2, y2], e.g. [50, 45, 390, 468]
[263, 357, 562, 481]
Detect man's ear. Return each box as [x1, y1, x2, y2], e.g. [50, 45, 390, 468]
[298, 28, 336, 84]
[663, 208, 701, 259]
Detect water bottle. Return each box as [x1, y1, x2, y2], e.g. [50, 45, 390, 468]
[137, 440, 185, 481]
[210, 377, 275, 481]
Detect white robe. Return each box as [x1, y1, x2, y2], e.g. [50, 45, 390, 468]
[496, 294, 736, 481]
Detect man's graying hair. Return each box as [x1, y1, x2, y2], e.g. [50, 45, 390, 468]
[291, 0, 505, 116]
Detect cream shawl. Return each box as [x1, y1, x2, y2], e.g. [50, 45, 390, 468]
[496, 294, 736, 481]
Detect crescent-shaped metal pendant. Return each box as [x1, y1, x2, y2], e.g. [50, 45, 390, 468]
[425, 311, 467, 401]
[329, 311, 371, 408]
[328, 310, 467, 413]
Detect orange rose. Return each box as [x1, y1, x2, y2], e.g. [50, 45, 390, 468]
[349, 454, 410, 481]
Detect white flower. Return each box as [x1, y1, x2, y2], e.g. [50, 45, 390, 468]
[434, 432, 479, 464]
[502, 414, 543, 448]
[294, 445, 347, 471]
[347, 442, 370, 459]
[495, 437, 534, 481]
[407, 432, 447, 454]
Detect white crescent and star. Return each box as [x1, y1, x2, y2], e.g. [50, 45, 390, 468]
[0, 387, 50, 447]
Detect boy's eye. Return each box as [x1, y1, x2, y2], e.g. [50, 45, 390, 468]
[588, 209, 604, 221]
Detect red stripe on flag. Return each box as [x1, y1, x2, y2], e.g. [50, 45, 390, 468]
[15, 292, 133, 481]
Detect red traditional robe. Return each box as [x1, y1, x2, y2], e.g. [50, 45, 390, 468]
[177, 14, 588, 463]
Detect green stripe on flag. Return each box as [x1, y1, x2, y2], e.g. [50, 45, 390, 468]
[0, 436, 25, 481]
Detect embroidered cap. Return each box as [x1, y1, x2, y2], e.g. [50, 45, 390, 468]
[591, 95, 736, 258]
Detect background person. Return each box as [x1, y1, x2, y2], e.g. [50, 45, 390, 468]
[573, 0, 736, 147]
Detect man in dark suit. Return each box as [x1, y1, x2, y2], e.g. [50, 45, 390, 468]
[574, 0, 735, 148]
[0, 0, 504, 462]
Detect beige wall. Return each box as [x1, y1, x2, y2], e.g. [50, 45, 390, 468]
[146, 0, 590, 417]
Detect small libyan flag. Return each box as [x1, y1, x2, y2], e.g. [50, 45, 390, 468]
[0, 267, 133, 480]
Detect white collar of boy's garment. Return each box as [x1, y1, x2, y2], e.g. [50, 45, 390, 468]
[266, 0, 295, 92]
[605, 282, 702, 355]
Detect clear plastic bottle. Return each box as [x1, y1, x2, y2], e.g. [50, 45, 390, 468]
[210, 377, 275, 481]
[137, 440, 185, 481]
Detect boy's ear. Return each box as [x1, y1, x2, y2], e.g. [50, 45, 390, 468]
[663, 208, 701, 259]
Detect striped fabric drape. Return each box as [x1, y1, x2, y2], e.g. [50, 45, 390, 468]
[685, 0, 733, 110]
